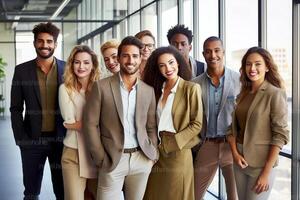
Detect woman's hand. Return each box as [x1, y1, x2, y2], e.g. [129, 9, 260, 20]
[63, 121, 82, 131]
[232, 152, 248, 169]
[252, 171, 270, 194]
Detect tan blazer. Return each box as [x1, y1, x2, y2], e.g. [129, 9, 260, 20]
[228, 81, 289, 168]
[160, 78, 203, 153]
[83, 74, 158, 172]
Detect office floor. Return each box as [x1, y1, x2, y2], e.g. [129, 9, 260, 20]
[0, 118, 55, 200]
[0, 118, 217, 200]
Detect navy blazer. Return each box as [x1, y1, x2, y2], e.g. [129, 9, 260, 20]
[10, 58, 66, 147]
[195, 60, 205, 76]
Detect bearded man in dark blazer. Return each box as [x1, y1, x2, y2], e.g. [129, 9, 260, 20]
[10, 22, 65, 200]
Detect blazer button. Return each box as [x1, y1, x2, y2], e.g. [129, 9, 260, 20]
[119, 149, 123, 152]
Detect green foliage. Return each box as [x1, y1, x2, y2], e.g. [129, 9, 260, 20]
[0, 56, 7, 79]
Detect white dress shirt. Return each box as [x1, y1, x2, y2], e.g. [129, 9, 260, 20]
[157, 78, 180, 140]
[119, 73, 139, 148]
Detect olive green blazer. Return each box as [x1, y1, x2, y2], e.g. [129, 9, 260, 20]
[160, 78, 203, 153]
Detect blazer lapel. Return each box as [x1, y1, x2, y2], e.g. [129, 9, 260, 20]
[110, 75, 124, 126]
[171, 78, 184, 119]
[201, 76, 209, 121]
[30, 60, 41, 106]
[135, 81, 143, 129]
[246, 81, 268, 122]
[220, 69, 232, 111]
[56, 58, 64, 85]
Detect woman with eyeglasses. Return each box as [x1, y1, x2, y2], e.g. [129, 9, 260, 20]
[135, 30, 156, 78]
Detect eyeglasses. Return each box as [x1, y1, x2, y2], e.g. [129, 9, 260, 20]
[143, 43, 155, 50]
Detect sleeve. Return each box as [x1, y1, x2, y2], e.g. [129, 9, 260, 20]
[82, 81, 105, 167]
[10, 67, 30, 145]
[146, 88, 158, 148]
[270, 89, 289, 148]
[58, 84, 76, 124]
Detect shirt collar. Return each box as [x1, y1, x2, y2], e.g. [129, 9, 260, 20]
[119, 72, 138, 90]
[205, 67, 226, 85]
[161, 77, 180, 94]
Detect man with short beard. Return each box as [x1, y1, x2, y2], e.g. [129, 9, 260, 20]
[10, 22, 65, 200]
[83, 36, 158, 200]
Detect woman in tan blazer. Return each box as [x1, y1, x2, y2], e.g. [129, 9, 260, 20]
[142, 46, 203, 200]
[227, 47, 289, 200]
[59, 45, 100, 200]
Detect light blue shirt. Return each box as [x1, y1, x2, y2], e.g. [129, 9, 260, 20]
[206, 73, 225, 138]
[119, 73, 139, 148]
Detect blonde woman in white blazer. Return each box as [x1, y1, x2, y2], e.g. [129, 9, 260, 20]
[59, 45, 100, 200]
[227, 47, 289, 200]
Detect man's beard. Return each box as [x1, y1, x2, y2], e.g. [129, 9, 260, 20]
[35, 48, 55, 59]
[120, 64, 139, 75]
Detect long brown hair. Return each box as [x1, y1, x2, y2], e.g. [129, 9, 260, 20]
[63, 45, 100, 98]
[143, 46, 192, 102]
[239, 47, 284, 98]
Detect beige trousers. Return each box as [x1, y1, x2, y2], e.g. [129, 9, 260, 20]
[97, 151, 153, 200]
[194, 141, 238, 200]
[61, 147, 97, 200]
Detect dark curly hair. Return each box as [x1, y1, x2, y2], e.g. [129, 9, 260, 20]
[167, 24, 193, 44]
[32, 22, 60, 42]
[143, 46, 192, 102]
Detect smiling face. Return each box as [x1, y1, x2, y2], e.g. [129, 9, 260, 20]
[73, 52, 93, 80]
[102, 47, 120, 74]
[140, 35, 155, 61]
[34, 32, 57, 59]
[203, 40, 224, 70]
[118, 45, 141, 75]
[245, 52, 268, 85]
[158, 53, 179, 81]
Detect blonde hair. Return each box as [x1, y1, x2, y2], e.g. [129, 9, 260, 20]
[100, 39, 120, 55]
[63, 45, 100, 98]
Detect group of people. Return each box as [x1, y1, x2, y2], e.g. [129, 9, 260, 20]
[10, 21, 289, 200]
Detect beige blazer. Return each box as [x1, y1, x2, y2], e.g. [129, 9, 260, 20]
[228, 81, 289, 168]
[160, 78, 203, 153]
[83, 74, 158, 172]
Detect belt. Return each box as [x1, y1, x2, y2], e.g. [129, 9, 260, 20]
[123, 146, 141, 153]
[205, 137, 227, 143]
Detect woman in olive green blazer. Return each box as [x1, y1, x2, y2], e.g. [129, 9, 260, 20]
[142, 46, 203, 200]
[227, 47, 289, 200]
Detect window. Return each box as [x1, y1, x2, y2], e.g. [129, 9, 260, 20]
[161, 0, 178, 46]
[225, 0, 258, 72]
[141, 2, 157, 41]
[128, 13, 141, 35]
[266, 0, 293, 199]
[198, 0, 218, 60]
[183, 0, 193, 31]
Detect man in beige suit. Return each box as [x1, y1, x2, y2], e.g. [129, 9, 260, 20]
[83, 36, 158, 200]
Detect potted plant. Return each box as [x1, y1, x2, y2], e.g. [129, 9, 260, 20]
[0, 56, 7, 118]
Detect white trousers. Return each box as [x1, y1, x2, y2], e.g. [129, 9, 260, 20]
[97, 151, 153, 200]
[234, 164, 276, 200]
